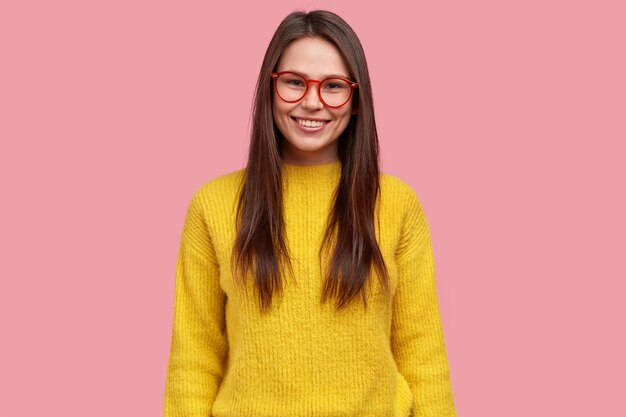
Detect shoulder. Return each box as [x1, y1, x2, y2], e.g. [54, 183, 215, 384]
[193, 167, 245, 200]
[379, 171, 423, 212]
[380, 172, 432, 255]
[186, 167, 246, 217]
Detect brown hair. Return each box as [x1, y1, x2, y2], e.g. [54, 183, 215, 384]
[231, 9, 389, 312]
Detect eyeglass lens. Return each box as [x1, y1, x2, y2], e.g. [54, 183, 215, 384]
[275, 73, 352, 107]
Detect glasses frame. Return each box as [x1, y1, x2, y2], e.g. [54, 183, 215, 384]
[271, 71, 358, 108]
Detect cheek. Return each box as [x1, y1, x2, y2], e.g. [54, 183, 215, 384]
[332, 109, 353, 129]
[272, 99, 291, 122]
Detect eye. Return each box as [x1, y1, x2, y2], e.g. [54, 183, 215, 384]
[279, 74, 306, 88]
[322, 80, 349, 91]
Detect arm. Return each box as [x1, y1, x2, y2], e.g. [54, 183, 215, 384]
[391, 189, 457, 417]
[163, 191, 228, 417]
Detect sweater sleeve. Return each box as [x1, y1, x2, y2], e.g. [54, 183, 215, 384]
[391, 189, 457, 417]
[163, 191, 229, 417]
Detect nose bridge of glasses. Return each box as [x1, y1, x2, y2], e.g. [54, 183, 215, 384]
[303, 79, 323, 103]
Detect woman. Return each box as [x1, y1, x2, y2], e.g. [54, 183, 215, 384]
[163, 9, 457, 417]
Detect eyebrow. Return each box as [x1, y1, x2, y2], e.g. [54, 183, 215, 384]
[282, 69, 351, 79]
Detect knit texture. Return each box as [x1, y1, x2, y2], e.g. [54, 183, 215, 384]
[163, 160, 457, 417]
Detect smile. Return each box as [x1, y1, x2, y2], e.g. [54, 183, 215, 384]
[291, 117, 331, 128]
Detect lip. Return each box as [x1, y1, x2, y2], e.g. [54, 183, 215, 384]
[291, 116, 331, 133]
[291, 116, 331, 122]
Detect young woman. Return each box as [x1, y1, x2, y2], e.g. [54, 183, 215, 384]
[163, 9, 457, 417]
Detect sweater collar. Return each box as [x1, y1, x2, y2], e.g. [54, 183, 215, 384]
[282, 160, 342, 184]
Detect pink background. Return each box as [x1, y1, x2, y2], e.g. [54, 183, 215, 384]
[1, 0, 624, 415]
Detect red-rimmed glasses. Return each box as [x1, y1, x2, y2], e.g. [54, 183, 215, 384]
[271, 71, 358, 108]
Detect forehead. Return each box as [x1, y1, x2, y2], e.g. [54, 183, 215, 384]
[276, 37, 350, 79]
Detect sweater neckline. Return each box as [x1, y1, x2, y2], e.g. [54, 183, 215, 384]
[282, 160, 342, 184]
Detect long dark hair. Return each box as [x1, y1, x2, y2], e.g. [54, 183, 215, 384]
[231, 10, 389, 312]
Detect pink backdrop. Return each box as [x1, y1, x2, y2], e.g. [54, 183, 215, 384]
[1, 0, 624, 416]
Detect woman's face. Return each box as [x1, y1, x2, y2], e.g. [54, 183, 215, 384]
[272, 37, 357, 165]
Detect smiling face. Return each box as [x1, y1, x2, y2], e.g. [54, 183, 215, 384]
[272, 37, 357, 165]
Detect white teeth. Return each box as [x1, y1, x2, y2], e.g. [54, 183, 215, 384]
[296, 118, 327, 128]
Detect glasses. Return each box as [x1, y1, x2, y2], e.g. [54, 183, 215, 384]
[271, 71, 358, 108]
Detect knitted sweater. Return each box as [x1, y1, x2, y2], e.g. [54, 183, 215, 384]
[162, 161, 457, 417]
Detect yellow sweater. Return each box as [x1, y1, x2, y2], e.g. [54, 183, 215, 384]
[163, 161, 457, 417]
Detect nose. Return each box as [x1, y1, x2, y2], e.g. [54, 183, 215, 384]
[301, 83, 324, 110]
